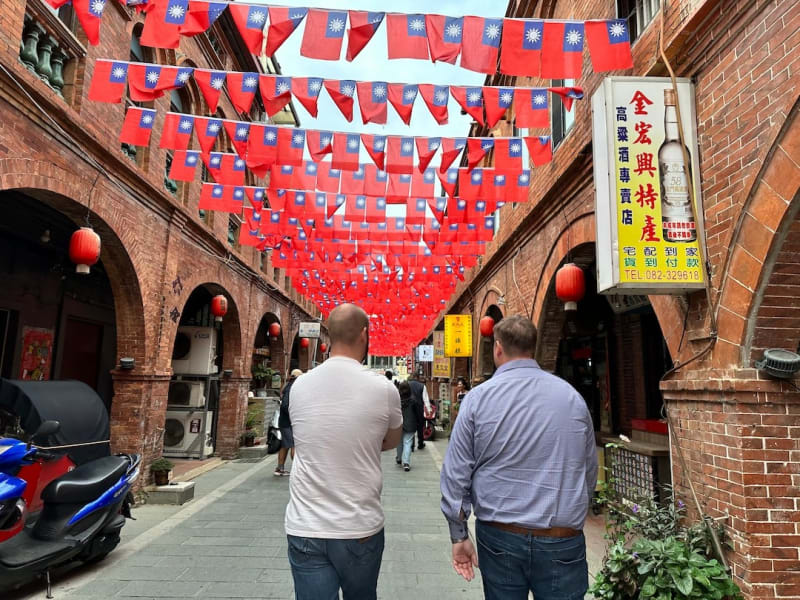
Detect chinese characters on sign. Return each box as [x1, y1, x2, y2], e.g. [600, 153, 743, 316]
[444, 315, 472, 358]
[432, 331, 451, 378]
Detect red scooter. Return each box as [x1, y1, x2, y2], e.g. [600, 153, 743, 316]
[422, 403, 437, 442]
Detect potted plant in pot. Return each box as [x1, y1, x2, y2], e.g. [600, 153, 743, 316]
[243, 430, 257, 447]
[251, 363, 274, 397]
[150, 457, 174, 486]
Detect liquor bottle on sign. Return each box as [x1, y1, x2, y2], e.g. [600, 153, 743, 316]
[659, 88, 696, 243]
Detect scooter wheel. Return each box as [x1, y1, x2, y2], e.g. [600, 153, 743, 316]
[423, 423, 436, 442]
[267, 433, 281, 454]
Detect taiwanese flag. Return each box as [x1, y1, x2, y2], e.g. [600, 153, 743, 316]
[425, 15, 462, 64]
[309, 192, 328, 218]
[428, 197, 448, 225]
[467, 138, 493, 171]
[362, 135, 386, 170]
[292, 77, 324, 117]
[324, 80, 356, 122]
[72, 0, 106, 45]
[266, 7, 308, 56]
[406, 198, 428, 225]
[286, 192, 308, 219]
[357, 81, 389, 125]
[119, 107, 156, 146]
[387, 174, 411, 202]
[451, 87, 485, 126]
[489, 171, 509, 203]
[300, 9, 347, 60]
[448, 200, 468, 224]
[246, 186, 265, 211]
[439, 138, 466, 173]
[466, 196, 492, 222]
[585, 19, 633, 72]
[223, 120, 250, 159]
[199, 184, 243, 213]
[346, 10, 384, 61]
[270, 165, 294, 194]
[387, 218, 407, 242]
[506, 170, 531, 203]
[127, 64, 192, 102]
[386, 14, 429, 60]
[412, 168, 436, 197]
[181, 1, 226, 36]
[459, 168, 484, 200]
[418, 84, 450, 125]
[416, 138, 440, 173]
[332, 133, 361, 171]
[205, 153, 245, 186]
[499, 18, 543, 77]
[168, 150, 201, 181]
[345, 195, 366, 222]
[266, 189, 288, 212]
[88, 60, 128, 103]
[387, 84, 417, 125]
[493, 138, 524, 171]
[460, 17, 502, 74]
[327, 195, 346, 219]
[316, 164, 340, 193]
[194, 69, 226, 113]
[246, 125, 278, 176]
[306, 130, 333, 162]
[194, 117, 222, 155]
[385, 137, 415, 175]
[226, 72, 260, 114]
[541, 22, 585, 79]
[483, 87, 515, 129]
[159, 113, 194, 150]
[341, 166, 366, 195]
[365, 196, 387, 223]
[364, 165, 388, 197]
[140, 0, 186, 48]
[278, 128, 306, 167]
[259, 75, 293, 116]
[525, 136, 552, 167]
[514, 88, 550, 128]
[549, 86, 585, 111]
[229, 4, 269, 54]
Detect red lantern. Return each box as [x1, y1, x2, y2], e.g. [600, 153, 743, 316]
[319, 343, 327, 353]
[300, 338, 310, 349]
[479, 316, 495, 337]
[555, 263, 586, 311]
[210, 295, 228, 323]
[269, 322, 281, 338]
[69, 227, 101, 275]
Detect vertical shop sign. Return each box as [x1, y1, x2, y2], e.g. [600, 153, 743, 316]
[19, 327, 54, 380]
[592, 77, 705, 294]
[444, 315, 472, 357]
[432, 331, 451, 378]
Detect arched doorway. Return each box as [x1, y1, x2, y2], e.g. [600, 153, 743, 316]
[477, 305, 504, 380]
[289, 332, 311, 373]
[251, 313, 285, 393]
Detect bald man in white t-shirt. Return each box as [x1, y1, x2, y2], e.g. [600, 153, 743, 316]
[285, 303, 402, 600]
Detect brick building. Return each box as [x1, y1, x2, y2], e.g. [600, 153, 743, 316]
[0, 2, 326, 478]
[431, 0, 799, 598]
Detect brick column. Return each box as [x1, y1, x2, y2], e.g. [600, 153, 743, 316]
[216, 377, 250, 458]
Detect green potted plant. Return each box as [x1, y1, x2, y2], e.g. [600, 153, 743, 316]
[251, 363, 274, 397]
[243, 430, 257, 447]
[150, 457, 174, 486]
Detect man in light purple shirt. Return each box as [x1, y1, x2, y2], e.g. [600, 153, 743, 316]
[440, 315, 597, 600]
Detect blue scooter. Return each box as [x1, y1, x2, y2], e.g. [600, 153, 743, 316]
[0, 420, 140, 597]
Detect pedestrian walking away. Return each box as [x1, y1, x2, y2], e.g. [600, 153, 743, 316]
[275, 368, 303, 477]
[395, 380, 417, 471]
[408, 374, 431, 449]
[285, 303, 403, 600]
[440, 315, 598, 600]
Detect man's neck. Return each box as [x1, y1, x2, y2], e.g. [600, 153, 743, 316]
[330, 349, 364, 362]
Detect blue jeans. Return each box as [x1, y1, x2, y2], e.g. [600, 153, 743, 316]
[396, 431, 414, 465]
[475, 521, 588, 600]
[287, 530, 384, 600]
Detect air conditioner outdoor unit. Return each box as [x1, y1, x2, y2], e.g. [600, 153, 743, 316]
[167, 380, 206, 408]
[163, 410, 214, 458]
[171, 326, 218, 375]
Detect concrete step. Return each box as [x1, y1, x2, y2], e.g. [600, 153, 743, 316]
[238, 444, 271, 460]
[145, 481, 195, 505]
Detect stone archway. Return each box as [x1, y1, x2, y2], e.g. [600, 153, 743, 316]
[251, 312, 285, 391]
[477, 304, 504, 380]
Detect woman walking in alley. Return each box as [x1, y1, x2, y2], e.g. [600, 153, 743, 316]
[396, 381, 417, 472]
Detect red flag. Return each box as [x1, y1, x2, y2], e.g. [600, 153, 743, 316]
[385, 137, 415, 174]
[140, 0, 183, 48]
[160, 113, 194, 150]
[541, 22, 585, 79]
[364, 165, 388, 197]
[278, 129, 306, 167]
[412, 168, 436, 197]
[345, 195, 367, 222]
[306, 130, 333, 162]
[194, 69, 226, 113]
[259, 75, 293, 116]
[229, 4, 269, 54]
[525, 136, 553, 167]
[387, 84, 417, 125]
[119, 107, 156, 147]
[387, 173, 411, 202]
[246, 125, 278, 176]
[332, 133, 361, 171]
[406, 198, 428, 225]
[451, 86, 485, 126]
[199, 183, 245, 213]
[88, 60, 128, 103]
[514, 89, 550, 129]
[356, 81, 389, 125]
[416, 138, 440, 173]
[437, 168, 458, 197]
[361, 135, 386, 170]
[482, 87, 515, 129]
[195, 117, 223, 155]
[168, 150, 201, 181]
[427, 197, 448, 225]
[223, 120, 250, 159]
[499, 18, 543, 77]
[300, 9, 347, 60]
[341, 166, 366, 195]
[72, 0, 105, 45]
[127, 64, 192, 102]
[585, 19, 633, 72]
[226, 72, 260, 114]
[245, 187, 265, 211]
[316, 163, 341, 193]
[548, 86, 585, 112]
[492, 138, 524, 171]
[324, 79, 356, 122]
[386, 14, 429, 60]
[460, 16, 502, 74]
[418, 85, 450, 125]
[271, 163, 294, 190]
[439, 138, 466, 173]
[365, 197, 387, 223]
[204, 153, 246, 186]
[266, 7, 308, 56]
[346, 10, 384, 61]
[459, 168, 484, 200]
[425, 15, 462, 64]
[467, 138, 493, 171]
[292, 77, 324, 117]
[181, 1, 226, 37]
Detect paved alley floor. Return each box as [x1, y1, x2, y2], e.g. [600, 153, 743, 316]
[8, 440, 605, 599]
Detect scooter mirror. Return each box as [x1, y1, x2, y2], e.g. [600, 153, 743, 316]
[29, 420, 60, 447]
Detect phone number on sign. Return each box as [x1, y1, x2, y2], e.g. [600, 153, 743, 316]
[625, 270, 701, 281]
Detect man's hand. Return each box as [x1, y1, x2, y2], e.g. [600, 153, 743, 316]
[451, 538, 478, 581]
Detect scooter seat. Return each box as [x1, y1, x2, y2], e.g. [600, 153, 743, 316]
[41, 456, 129, 504]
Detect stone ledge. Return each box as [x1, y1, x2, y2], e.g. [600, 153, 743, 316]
[238, 445, 271, 460]
[145, 481, 195, 505]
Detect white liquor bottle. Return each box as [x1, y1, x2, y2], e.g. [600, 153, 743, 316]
[659, 88, 696, 243]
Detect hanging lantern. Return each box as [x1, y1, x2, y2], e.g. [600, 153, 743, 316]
[269, 322, 281, 338]
[300, 338, 310, 349]
[556, 263, 586, 311]
[210, 295, 228, 323]
[479, 316, 495, 337]
[319, 343, 327, 353]
[69, 227, 101, 275]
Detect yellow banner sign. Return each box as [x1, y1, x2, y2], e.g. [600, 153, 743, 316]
[444, 315, 472, 358]
[433, 331, 451, 378]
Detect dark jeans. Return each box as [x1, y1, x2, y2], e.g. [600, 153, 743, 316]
[287, 530, 385, 600]
[475, 521, 588, 600]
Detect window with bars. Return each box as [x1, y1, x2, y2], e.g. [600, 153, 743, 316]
[617, 0, 661, 43]
[228, 215, 240, 247]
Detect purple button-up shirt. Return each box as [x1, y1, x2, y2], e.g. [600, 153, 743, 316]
[441, 359, 598, 539]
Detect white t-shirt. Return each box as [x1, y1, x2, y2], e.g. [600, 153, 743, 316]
[284, 356, 402, 539]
